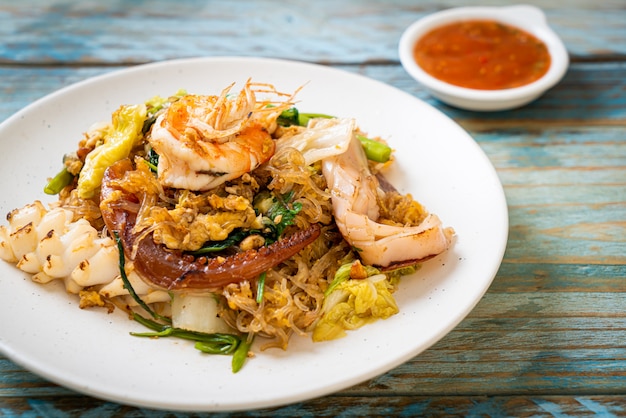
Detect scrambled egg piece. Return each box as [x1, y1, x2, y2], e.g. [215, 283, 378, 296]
[79, 289, 114, 313]
[149, 192, 262, 251]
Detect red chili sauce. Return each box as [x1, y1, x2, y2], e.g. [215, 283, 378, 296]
[413, 20, 551, 90]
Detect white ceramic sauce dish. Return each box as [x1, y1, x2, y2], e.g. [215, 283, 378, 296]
[399, 5, 569, 111]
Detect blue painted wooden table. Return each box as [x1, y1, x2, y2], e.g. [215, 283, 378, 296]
[1, 0, 625, 416]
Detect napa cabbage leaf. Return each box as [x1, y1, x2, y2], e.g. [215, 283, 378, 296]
[77, 104, 147, 199]
[312, 269, 399, 342]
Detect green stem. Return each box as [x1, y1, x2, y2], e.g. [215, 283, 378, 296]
[114, 232, 171, 323]
[194, 340, 239, 355]
[297, 112, 333, 126]
[232, 334, 254, 373]
[131, 312, 240, 355]
[44, 167, 74, 195]
[356, 134, 392, 163]
[256, 272, 266, 304]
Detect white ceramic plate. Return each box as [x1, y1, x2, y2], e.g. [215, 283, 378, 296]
[0, 57, 508, 412]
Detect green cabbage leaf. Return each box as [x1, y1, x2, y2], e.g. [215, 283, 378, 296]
[312, 269, 399, 342]
[77, 104, 147, 199]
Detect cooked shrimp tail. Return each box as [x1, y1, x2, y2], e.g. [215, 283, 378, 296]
[148, 80, 297, 191]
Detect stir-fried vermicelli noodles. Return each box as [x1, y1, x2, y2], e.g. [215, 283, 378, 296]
[0, 80, 454, 369]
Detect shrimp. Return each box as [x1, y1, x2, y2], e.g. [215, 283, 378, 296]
[322, 135, 454, 268]
[148, 80, 296, 191]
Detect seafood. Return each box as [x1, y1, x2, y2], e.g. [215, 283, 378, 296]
[0, 201, 119, 292]
[275, 117, 355, 165]
[0, 200, 171, 307]
[100, 159, 321, 290]
[322, 135, 454, 268]
[0, 79, 456, 356]
[149, 80, 296, 191]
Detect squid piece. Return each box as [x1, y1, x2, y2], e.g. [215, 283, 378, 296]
[100, 159, 321, 290]
[322, 136, 454, 268]
[0, 200, 120, 294]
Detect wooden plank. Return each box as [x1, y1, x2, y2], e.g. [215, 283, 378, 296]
[0, 66, 113, 122]
[469, 292, 626, 318]
[356, 362, 626, 396]
[0, 359, 74, 398]
[0, 0, 625, 65]
[488, 263, 626, 292]
[473, 125, 626, 265]
[504, 206, 625, 264]
[1, 395, 625, 416]
[478, 127, 626, 169]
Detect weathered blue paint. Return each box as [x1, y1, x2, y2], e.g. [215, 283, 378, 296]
[576, 397, 623, 417]
[1, 0, 625, 416]
[1, 1, 625, 65]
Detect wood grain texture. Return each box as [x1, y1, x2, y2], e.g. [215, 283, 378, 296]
[0, 0, 625, 416]
[1, 0, 625, 65]
[2, 395, 626, 416]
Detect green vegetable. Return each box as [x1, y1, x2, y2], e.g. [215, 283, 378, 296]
[313, 273, 398, 342]
[232, 334, 254, 373]
[144, 88, 187, 113]
[276, 107, 300, 126]
[43, 167, 74, 195]
[356, 134, 392, 163]
[385, 265, 419, 283]
[145, 147, 159, 173]
[77, 104, 147, 199]
[256, 272, 266, 304]
[142, 89, 187, 134]
[144, 94, 170, 113]
[265, 191, 303, 239]
[325, 261, 380, 297]
[132, 313, 239, 355]
[324, 263, 352, 297]
[189, 190, 302, 254]
[191, 229, 251, 255]
[117, 232, 249, 372]
[277, 107, 333, 127]
[141, 115, 157, 135]
[252, 190, 274, 214]
[298, 112, 334, 127]
[114, 231, 171, 323]
[194, 339, 239, 355]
